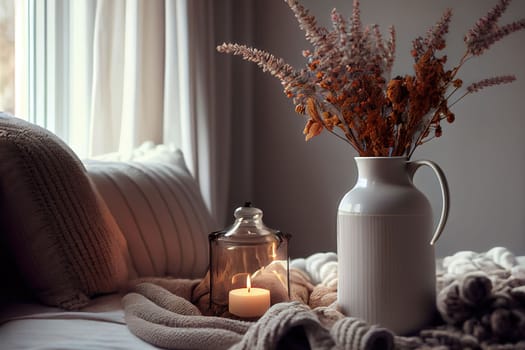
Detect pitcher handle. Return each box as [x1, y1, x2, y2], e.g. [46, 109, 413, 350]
[408, 160, 450, 245]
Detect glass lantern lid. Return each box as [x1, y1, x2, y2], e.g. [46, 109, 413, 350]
[210, 202, 283, 244]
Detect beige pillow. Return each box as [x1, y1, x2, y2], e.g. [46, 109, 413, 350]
[85, 146, 216, 279]
[0, 114, 129, 309]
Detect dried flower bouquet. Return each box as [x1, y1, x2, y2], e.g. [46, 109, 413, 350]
[218, 0, 525, 157]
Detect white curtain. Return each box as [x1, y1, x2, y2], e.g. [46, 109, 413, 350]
[90, 0, 164, 156]
[89, 0, 231, 224]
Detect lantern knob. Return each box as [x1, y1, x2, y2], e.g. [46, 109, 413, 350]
[234, 202, 263, 220]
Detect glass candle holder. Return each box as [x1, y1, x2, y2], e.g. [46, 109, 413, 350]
[209, 202, 290, 317]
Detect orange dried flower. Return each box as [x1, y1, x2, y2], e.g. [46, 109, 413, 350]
[435, 125, 443, 137]
[303, 119, 323, 141]
[323, 112, 340, 131]
[386, 78, 403, 104]
[306, 98, 321, 122]
[295, 104, 306, 114]
[453, 79, 462, 88]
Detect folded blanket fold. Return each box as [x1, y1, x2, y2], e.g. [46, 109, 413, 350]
[127, 277, 200, 302]
[125, 312, 243, 350]
[131, 283, 201, 317]
[229, 301, 334, 350]
[331, 318, 395, 350]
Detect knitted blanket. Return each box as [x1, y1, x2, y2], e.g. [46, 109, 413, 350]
[123, 278, 394, 350]
[122, 247, 525, 350]
[398, 247, 525, 350]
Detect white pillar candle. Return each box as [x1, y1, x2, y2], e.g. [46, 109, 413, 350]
[228, 275, 270, 318]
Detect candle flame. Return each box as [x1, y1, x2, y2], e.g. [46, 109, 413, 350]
[246, 275, 251, 293]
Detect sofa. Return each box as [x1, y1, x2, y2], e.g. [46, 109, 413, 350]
[0, 114, 215, 349]
[2, 113, 525, 349]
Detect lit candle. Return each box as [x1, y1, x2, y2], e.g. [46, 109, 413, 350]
[228, 275, 270, 318]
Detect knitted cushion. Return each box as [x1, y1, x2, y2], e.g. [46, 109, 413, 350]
[84, 146, 215, 279]
[0, 114, 129, 309]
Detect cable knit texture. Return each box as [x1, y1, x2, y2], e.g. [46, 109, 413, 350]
[397, 247, 525, 349]
[0, 113, 129, 309]
[122, 281, 394, 350]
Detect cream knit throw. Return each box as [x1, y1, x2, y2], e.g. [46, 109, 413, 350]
[123, 279, 394, 350]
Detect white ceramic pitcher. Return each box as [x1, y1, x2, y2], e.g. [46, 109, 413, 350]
[337, 156, 449, 335]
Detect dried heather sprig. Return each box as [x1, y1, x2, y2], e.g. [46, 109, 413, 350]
[285, 0, 329, 50]
[330, 9, 350, 63]
[350, 0, 363, 49]
[465, 0, 524, 55]
[468, 19, 525, 55]
[216, 43, 296, 82]
[425, 8, 453, 51]
[484, 0, 511, 25]
[466, 75, 516, 93]
[412, 36, 426, 60]
[331, 9, 349, 46]
[467, 0, 511, 39]
[412, 9, 452, 60]
[385, 26, 396, 75]
[372, 25, 386, 57]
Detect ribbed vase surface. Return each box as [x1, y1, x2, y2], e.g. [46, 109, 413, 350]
[337, 156, 449, 335]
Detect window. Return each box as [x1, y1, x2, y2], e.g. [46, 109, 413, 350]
[6, 0, 93, 157]
[0, 0, 14, 114]
[7, 1, 205, 162]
